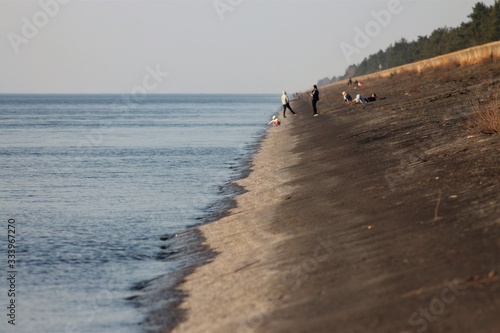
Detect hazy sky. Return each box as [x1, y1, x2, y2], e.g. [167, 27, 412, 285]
[0, 0, 495, 94]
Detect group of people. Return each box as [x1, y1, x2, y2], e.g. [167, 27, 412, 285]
[347, 78, 363, 88]
[342, 91, 377, 104]
[270, 82, 377, 127]
[270, 85, 319, 126]
[282, 86, 319, 117]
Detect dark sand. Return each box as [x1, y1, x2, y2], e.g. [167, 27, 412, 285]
[171, 62, 499, 333]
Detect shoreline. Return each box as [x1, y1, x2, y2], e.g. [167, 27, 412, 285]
[169, 114, 300, 332]
[137, 127, 272, 332]
[169, 62, 499, 333]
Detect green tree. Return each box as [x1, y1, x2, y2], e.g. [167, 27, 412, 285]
[445, 26, 470, 53]
[387, 38, 414, 67]
[466, 2, 492, 45]
[489, 0, 500, 40]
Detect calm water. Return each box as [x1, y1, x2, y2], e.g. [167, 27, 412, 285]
[0, 94, 277, 333]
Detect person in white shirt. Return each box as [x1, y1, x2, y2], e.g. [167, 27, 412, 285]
[354, 93, 368, 104]
[342, 91, 353, 103]
[281, 91, 297, 118]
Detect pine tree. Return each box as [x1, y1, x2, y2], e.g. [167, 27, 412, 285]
[490, 0, 500, 40]
[466, 2, 491, 45]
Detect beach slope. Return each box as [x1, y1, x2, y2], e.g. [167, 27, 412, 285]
[170, 61, 499, 333]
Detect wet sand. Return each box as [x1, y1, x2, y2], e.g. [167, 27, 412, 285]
[170, 62, 500, 333]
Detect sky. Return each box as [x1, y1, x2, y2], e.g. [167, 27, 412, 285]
[0, 0, 496, 94]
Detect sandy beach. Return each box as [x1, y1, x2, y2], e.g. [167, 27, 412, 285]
[169, 61, 499, 333]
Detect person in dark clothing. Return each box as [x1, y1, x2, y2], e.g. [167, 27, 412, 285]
[342, 91, 352, 103]
[366, 93, 377, 102]
[310, 85, 319, 116]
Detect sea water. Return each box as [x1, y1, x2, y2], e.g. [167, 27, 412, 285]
[0, 94, 278, 333]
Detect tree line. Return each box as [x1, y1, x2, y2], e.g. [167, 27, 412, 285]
[318, 1, 500, 86]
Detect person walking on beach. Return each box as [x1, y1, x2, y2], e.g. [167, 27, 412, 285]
[310, 85, 319, 116]
[281, 91, 296, 118]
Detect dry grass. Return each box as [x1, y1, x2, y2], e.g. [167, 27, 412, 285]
[468, 90, 500, 134]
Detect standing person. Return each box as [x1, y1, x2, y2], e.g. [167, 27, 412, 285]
[310, 85, 319, 116]
[281, 91, 296, 118]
